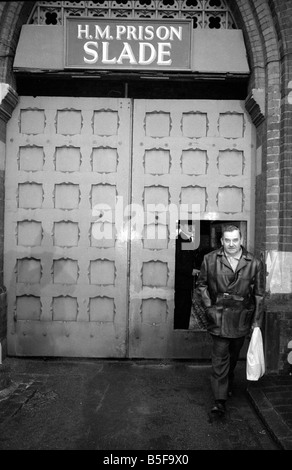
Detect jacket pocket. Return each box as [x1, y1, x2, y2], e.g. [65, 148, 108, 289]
[238, 307, 254, 333]
[206, 306, 221, 329]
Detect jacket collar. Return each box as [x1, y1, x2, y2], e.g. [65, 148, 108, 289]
[217, 246, 251, 272]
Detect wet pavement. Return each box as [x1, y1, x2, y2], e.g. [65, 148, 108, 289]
[247, 373, 292, 450]
[0, 357, 282, 453]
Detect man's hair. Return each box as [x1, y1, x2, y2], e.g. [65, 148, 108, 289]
[221, 224, 242, 238]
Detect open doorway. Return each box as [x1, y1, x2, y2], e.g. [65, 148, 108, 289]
[174, 220, 247, 330]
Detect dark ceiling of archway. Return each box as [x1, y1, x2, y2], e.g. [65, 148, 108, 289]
[16, 73, 248, 100]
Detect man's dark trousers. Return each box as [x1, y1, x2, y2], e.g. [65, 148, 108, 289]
[210, 334, 245, 400]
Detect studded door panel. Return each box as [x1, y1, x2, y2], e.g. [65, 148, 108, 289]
[5, 97, 131, 357]
[129, 99, 255, 358]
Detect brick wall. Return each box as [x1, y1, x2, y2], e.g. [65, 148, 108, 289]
[265, 0, 292, 373]
[230, 0, 292, 257]
[266, 0, 292, 252]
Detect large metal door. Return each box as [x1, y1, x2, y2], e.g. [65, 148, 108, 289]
[129, 100, 255, 358]
[5, 97, 255, 358]
[5, 97, 132, 357]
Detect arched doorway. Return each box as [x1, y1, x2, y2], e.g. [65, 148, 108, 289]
[3, 1, 259, 358]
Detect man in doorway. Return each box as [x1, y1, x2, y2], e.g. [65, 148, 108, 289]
[195, 224, 265, 414]
[174, 220, 200, 329]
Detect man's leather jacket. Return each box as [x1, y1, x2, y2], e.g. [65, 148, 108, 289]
[195, 247, 265, 338]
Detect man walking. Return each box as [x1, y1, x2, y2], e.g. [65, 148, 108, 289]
[195, 224, 265, 414]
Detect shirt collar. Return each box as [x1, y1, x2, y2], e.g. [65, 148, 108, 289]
[224, 248, 242, 260]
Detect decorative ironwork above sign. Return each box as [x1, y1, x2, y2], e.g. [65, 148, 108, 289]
[65, 18, 192, 70]
[29, 1, 237, 30]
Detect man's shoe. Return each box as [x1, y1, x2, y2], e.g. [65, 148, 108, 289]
[211, 401, 226, 414]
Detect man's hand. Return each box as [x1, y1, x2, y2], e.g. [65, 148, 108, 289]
[192, 269, 200, 276]
[248, 323, 260, 339]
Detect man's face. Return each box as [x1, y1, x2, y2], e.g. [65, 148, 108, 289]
[221, 229, 242, 256]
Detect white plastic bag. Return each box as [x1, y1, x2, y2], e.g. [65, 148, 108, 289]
[246, 327, 265, 381]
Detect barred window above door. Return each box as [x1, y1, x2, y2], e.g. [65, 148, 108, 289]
[28, 1, 237, 29]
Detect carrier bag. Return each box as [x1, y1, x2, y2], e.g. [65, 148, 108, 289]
[246, 326, 265, 381]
